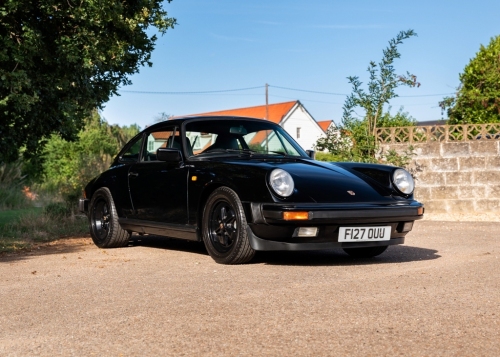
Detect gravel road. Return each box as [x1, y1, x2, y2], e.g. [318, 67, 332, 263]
[1, 220, 499, 356]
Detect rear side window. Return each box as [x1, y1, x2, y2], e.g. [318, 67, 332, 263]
[144, 127, 178, 161]
[119, 136, 143, 163]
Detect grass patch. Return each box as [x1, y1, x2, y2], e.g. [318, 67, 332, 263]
[0, 209, 89, 253]
[0, 185, 31, 211]
[0, 207, 42, 227]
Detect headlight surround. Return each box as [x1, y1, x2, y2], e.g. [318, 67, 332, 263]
[269, 169, 294, 197]
[392, 168, 415, 195]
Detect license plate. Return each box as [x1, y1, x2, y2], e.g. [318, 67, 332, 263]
[338, 226, 391, 242]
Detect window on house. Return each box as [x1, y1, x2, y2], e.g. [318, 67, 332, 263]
[296, 127, 301, 139]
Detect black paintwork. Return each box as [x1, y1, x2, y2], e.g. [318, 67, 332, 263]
[81, 116, 424, 251]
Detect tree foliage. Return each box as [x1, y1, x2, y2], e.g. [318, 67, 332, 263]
[377, 106, 416, 128]
[0, 0, 176, 163]
[316, 30, 419, 165]
[42, 112, 140, 202]
[440, 35, 500, 124]
[342, 30, 419, 138]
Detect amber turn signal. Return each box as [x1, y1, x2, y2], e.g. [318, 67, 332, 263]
[283, 211, 310, 220]
[417, 207, 424, 215]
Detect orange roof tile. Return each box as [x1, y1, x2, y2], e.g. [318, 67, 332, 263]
[180, 101, 298, 124]
[317, 120, 333, 133]
[151, 132, 173, 140]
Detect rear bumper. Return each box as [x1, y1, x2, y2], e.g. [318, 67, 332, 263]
[79, 198, 89, 214]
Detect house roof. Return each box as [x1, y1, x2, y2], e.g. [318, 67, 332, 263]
[151, 131, 173, 140]
[182, 101, 298, 124]
[316, 120, 333, 133]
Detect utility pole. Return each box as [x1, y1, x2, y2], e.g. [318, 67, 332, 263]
[265, 83, 269, 120]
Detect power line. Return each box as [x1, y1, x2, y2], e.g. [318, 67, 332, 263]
[121, 85, 263, 95]
[119, 84, 454, 98]
[270, 94, 344, 105]
[269, 85, 346, 96]
[270, 84, 454, 98]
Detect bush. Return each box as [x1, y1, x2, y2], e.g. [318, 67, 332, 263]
[315, 152, 344, 162]
[44, 202, 71, 218]
[0, 185, 29, 211]
[0, 161, 31, 210]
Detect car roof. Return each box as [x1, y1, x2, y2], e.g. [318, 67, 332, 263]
[143, 116, 280, 133]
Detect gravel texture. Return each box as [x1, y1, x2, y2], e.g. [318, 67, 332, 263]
[0, 220, 499, 356]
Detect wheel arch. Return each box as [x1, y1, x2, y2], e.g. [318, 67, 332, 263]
[196, 182, 226, 233]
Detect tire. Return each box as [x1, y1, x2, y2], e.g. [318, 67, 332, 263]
[89, 187, 131, 248]
[202, 187, 255, 264]
[342, 245, 388, 258]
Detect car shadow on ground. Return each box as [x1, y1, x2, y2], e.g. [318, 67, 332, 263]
[129, 235, 440, 266]
[129, 235, 208, 255]
[254, 245, 440, 266]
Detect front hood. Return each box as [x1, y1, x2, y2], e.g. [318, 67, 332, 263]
[268, 159, 396, 204]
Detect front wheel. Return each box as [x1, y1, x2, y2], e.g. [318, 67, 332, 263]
[89, 187, 130, 248]
[342, 246, 388, 258]
[202, 187, 255, 264]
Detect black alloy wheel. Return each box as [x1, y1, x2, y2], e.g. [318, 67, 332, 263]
[89, 187, 130, 248]
[202, 187, 255, 264]
[92, 199, 111, 240]
[208, 201, 238, 253]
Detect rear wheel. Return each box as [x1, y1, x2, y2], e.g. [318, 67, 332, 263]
[89, 187, 130, 248]
[202, 187, 255, 264]
[342, 246, 388, 258]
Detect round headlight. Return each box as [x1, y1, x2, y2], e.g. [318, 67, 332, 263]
[392, 169, 414, 195]
[269, 169, 294, 197]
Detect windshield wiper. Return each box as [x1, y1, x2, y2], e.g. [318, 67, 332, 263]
[267, 150, 289, 156]
[200, 148, 255, 156]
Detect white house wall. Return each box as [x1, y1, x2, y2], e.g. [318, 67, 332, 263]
[280, 104, 327, 151]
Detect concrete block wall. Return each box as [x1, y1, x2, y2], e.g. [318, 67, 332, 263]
[380, 141, 500, 214]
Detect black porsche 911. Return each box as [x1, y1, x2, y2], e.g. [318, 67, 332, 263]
[79, 116, 424, 264]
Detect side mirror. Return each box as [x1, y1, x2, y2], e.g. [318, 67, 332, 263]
[306, 150, 315, 159]
[157, 148, 182, 162]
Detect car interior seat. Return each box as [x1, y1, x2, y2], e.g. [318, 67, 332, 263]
[165, 136, 193, 157]
[210, 134, 239, 150]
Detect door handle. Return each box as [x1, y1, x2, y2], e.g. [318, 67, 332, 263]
[128, 172, 139, 177]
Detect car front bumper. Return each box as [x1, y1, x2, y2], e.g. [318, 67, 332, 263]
[245, 201, 423, 251]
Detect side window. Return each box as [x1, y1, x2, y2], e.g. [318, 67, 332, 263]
[144, 127, 178, 161]
[120, 136, 143, 163]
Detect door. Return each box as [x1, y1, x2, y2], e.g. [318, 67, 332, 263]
[127, 127, 189, 224]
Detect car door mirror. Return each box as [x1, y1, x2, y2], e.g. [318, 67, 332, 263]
[306, 150, 315, 159]
[157, 148, 182, 162]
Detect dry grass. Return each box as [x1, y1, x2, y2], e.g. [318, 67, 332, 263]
[0, 210, 89, 253]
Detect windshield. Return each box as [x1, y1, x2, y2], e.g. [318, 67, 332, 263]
[185, 119, 307, 157]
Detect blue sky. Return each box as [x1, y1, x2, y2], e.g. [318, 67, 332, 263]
[100, 0, 500, 129]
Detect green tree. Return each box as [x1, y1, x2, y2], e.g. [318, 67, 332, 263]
[42, 112, 139, 203]
[155, 112, 173, 123]
[109, 123, 141, 149]
[378, 106, 416, 127]
[0, 0, 176, 164]
[316, 29, 419, 163]
[440, 35, 500, 124]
